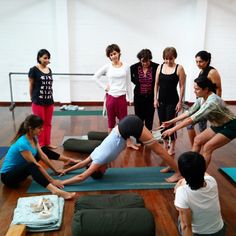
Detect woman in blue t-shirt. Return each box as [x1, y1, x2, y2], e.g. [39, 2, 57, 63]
[0, 115, 76, 199]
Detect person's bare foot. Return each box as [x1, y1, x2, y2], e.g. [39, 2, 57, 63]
[127, 143, 140, 150]
[160, 166, 173, 173]
[165, 173, 182, 183]
[47, 144, 57, 149]
[55, 190, 76, 200]
[64, 158, 80, 166]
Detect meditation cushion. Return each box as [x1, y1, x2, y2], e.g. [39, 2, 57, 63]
[72, 194, 155, 236]
[63, 138, 102, 153]
[72, 208, 155, 236]
[74, 193, 144, 210]
[87, 131, 108, 141]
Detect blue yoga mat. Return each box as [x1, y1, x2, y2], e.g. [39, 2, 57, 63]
[0, 146, 9, 160]
[219, 167, 236, 184]
[27, 167, 175, 193]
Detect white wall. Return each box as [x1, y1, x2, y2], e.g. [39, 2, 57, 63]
[0, 0, 236, 103]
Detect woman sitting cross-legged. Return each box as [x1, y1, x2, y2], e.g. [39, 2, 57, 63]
[0, 114, 76, 200]
[60, 114, 182, 185]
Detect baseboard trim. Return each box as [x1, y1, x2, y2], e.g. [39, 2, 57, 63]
[0, 101, 104, 107]
[0, 100, 236, 107]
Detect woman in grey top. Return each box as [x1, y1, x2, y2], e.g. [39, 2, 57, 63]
[162, 76, 236, 168]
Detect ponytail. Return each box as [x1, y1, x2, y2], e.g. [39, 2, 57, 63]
[11, 114, 44, 144]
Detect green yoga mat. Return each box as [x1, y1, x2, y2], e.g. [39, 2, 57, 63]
[53, 110, 103, 116]
[219, 167, 236, 184]
[27, 167, 175, 193]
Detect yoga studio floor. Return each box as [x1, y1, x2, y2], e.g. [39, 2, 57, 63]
[0, 106, 236, 236]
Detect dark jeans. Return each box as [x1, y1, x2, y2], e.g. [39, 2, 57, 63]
[178, 217, 226, 236]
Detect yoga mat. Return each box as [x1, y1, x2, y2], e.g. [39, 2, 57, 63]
[27, 167, 175, 193]
[0, 146, 9, 160]
[219, 167, 236, 184]
[53, 110, 103, 116]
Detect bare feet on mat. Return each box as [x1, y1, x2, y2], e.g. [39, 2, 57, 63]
[160, 166, 173, 173]
[64, 158, 80, 166]
[47, 144, 58, 149]
[127, 143, 140, 150]
[55, 190, 76, 200]
[165, 173, 182, 183]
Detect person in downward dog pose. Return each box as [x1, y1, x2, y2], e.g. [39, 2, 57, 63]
[60, 115, 182, 185]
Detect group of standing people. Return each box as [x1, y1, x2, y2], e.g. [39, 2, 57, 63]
[0, 45, 235, 235]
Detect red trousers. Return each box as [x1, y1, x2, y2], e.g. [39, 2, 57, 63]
[32, 103, 54, 147]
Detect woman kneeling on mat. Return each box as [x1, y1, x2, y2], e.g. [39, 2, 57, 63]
[0, 114, 76, 199]
[60, 115, 182, 184]
[162, 76, 236, 168]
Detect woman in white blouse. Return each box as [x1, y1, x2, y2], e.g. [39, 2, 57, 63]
[93, 44, 138, 149]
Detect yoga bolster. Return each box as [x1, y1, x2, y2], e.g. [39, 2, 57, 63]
[72, 208, 155, 236]
[63, 139, 102, 153]
[87, 131, 108, 141]
[74, 193, 144, 211]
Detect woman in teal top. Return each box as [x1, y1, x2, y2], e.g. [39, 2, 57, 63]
[162, 76, 236, 168]
[0, 114, 76, 200]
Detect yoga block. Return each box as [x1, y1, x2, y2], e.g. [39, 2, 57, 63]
[63, 139, 102, 153]
[72, 208, 155, 236]
[74, 193, 144, 211]
[6, 224, 26, 236]
[87, 131, 108, 141]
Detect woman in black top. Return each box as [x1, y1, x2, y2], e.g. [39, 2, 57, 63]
[28, 49, 56, 149]
[187, 50, 222, 146]
[130, 49, 159, 130]
[154, 47, 186, 170]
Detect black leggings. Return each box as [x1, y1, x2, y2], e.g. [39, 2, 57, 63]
[134, 95, 155, 131]
[1, 147, 60, 188]
[158, 103, 177, 141]
[1, 162, 49, 188]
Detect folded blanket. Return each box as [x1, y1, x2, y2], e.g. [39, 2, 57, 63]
[11, 195, 64, 232]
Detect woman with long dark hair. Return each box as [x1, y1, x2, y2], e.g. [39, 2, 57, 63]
[0, 115, 76, 199]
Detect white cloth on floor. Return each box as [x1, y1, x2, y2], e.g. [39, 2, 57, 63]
[11, 195, 64, 232]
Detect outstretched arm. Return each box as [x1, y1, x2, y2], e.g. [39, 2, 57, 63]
[162, 113, 193, 137]
[60, 156, 92, 175]
[61, 162, 101, 185]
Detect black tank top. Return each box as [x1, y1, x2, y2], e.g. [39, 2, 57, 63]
[198, 66, 217, 94]
[158, 64, 179, 104]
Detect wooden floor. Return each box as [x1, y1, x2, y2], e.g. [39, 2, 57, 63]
[0, 106, 236, 236]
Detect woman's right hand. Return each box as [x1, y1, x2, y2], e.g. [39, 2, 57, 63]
[52, 179, 64, 189]
[59, 170, 67, 177]
[154, 99, 159, 108]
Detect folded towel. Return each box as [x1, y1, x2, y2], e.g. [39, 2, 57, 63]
[11, 195, 64, 232]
